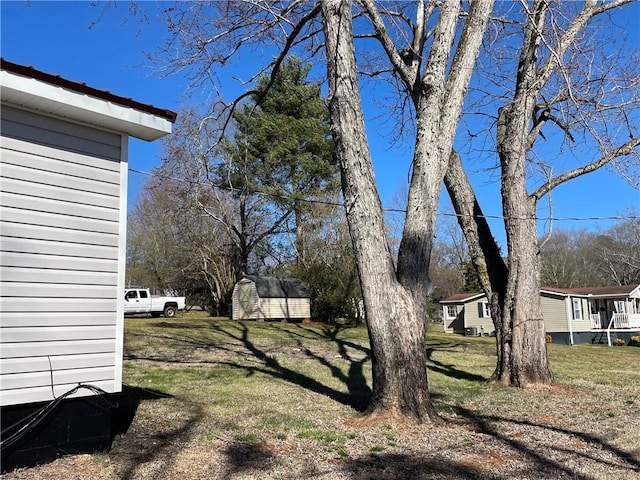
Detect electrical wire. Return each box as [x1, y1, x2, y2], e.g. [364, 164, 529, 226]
[129, 167, 639, 223]
[0, 384, 116, 452]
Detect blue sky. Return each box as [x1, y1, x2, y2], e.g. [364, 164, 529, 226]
[2, 1, 639, 249]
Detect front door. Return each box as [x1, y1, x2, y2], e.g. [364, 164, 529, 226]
[593, 300, 608, 329]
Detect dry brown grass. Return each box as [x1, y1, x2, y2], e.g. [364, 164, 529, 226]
[4, 313, 639, 479]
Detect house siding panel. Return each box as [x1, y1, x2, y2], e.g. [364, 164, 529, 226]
[540, 295, 590, 333]
[540, 295, 568, 332]
[0, 106, 124, 407]
[0, 207, 119, 235]
[1, 106, 121, 161]
[572, 297, 591, 332]
[2, 252, 119, 272]
[0, 171, 119, 207]
[0, 380, 117, 407]
[1, 192, 120, 223]
[1, 312, 116, 328]
[1, 339, 116, 359]
[255, 298, 311, 320]
[1, 267, 117, 285]
[464, 301, 495, 334]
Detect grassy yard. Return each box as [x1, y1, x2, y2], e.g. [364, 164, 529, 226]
[5, 312, 640, 480]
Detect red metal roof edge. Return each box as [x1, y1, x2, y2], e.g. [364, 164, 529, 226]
[1, 58, 177, 123]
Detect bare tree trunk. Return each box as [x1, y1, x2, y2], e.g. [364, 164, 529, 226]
[444, 150, 510, 376]
[495, 103, 553, 386]
[321, 0, 439, 422]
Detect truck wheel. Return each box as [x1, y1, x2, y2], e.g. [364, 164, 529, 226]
[164, 306, 176, 318]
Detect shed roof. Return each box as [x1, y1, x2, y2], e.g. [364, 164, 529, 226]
[243, 275, 310, 299]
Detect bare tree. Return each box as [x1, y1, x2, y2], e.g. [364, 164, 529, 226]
[125, 0, 637, 407]
[444, 0, 639, 386]
[322, 0, 494, 421]
[127, 166, 238, 313]
[141, 0, 494, 422]
[541, 219, 640, 289]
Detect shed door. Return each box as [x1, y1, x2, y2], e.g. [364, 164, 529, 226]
[237, 283, 256, 319]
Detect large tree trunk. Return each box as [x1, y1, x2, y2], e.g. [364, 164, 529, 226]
[446, 134, 553, 386]
[494, 102, 553, 386]
[321, 0, 439, 422]
[492, 1, 554, 385]
[443, 0, 634, 387]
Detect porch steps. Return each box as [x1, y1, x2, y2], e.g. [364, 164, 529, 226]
[591, 331, 608, 345]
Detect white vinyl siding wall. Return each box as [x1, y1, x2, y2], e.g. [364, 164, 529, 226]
[232, 278, 311, 320]
[255, 298, 311, 320]
[0, 106, 126, 406]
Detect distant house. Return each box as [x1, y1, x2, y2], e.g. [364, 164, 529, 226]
[232, 275, 311, 321]
[440, 284, 640, 345]
[0, 59, 175, 470]
[440, 292, 494, 337]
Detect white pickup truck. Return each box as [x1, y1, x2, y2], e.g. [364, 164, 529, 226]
[124, 288, 186, 318]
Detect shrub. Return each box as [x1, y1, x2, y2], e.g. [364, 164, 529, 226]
[545, 334, 553, 343]
[613, 338, 626, 347]
[630, 335, 640, 347]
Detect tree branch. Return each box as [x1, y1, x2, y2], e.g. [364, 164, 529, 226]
[532, 136, 640, 200]
[359, 0, 417, 88]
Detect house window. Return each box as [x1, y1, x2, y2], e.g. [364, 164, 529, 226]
[446, 305, 457, 319]
[615, 301, 627, 314]
[478, 301, 491, 318]
[572, 298, 583, 320]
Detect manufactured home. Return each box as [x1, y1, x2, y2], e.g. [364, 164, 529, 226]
[440, 284, 640, 345]
[232, 275, 311, 321]
[0, 59, 175, 470]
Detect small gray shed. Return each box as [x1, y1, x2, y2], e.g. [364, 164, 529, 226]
[232, 275, 311, 321]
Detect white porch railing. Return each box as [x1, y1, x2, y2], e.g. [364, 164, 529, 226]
[591, 313, 640, 346]
[590, 312, 640, 329]
[611, 313, 640, 329]
[603, 313, 640, 347]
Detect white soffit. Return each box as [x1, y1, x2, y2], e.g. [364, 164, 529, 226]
[1, 70, 172, 141]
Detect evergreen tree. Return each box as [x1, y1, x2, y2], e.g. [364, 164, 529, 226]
[226, 56, 338, 267]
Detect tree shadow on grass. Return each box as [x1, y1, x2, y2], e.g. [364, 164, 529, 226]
[221, 441, 277, 478]
[214, 322, 373, 412]
[452, 405, 640, 479]
[110, 384, 173, 438]
[109, 387, 204, 480]
[426, 346, 488, 383]
[125, 321, 374, 411]
[344, 452, 492, 480]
